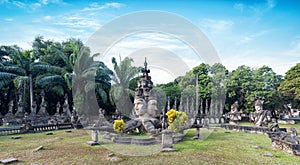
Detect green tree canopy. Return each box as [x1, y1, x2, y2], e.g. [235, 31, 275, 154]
[278, 63, 300, 108]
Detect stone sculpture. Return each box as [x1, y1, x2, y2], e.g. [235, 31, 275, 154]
[37, 90, 49, 117]
[124, 58, 160, 135]
[3, 100, 14, 125]
[15, 89, 25, 119]
[226, 101, 241, 125]
[250, 96, 270, 127]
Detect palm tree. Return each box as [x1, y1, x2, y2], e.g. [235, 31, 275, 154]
[73, 46, 113, 116]
[0, 46, 35, 113]
[32, 39, 113, 115]
[110, 56, 140, 116]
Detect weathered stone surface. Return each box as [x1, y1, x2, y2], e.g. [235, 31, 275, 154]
[161, 130, 174, 149]
[11, 136, 21, 139]
[112, 137, 132, 144]
[262, 152, 275, 157]
[131, 137, 156, 145]
[86, 141, 100, 146]
[33, 146, 44, 152]
[46, 132, 53, 135]
[0, 157, 18, 164]
[107, 154, 122, 162]
[161, 147, 176, 152]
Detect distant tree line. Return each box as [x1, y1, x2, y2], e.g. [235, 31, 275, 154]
[157, 62, 300, 114]
[0, 36, 113, 116]
[0, 36, 299, 117]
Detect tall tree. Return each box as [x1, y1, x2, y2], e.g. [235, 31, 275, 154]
[278, 63, 300, 109]
[32, 38, 113, 114]
[0, 47, 36, 113]
[192, 63, 212, 113]
[250, 66, 283, 110]
[226, 65, 254, 112]
[210, 63, 228, 115]
[110, 57, 140, 116]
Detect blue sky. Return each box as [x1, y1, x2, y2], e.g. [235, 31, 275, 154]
[0, 0, 299, 82]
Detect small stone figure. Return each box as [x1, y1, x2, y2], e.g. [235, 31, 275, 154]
[37, 94, 49, 117]
[31, 101, 37, 115]
[226, 101, 241, 125]
[71, 109, 82, 128]
[62, 94, 71, 120]
[15, 89, 25, 119]
[4, 100, 14, 125]
[54, 102, 61, 119]
[269, 118, 279, 132]
[251, 96, 270, 127]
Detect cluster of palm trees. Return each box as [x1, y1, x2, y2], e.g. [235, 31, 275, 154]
[0, 36, 114, 116]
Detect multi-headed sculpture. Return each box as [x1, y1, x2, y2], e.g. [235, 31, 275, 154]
[124, 58, 160, 135]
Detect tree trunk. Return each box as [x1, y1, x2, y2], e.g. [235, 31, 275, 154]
[30, 74, 33, 113]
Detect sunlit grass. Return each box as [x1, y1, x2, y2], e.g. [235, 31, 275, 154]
[1, 126, 300, 164]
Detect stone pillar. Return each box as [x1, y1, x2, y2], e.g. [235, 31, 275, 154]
[179, 95, 183, 112]
[91, 130, 98, 142]
[87, 129, 100, 146]
[161, 129, 176, 152]
[167, 96, 170, 111]
[185, 97, 189, 114]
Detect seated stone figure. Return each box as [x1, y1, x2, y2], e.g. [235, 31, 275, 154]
[226, 101, 241, 125]
[251, 96, 270, 127]
[124, 95, 160, 134]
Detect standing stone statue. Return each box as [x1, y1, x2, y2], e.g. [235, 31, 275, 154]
[31, 101, 37, 116]
[37, 90, 49, 117]
[61, 94, 71, 123]
[15, 89, 25, 119]
[4, 100, 14, 125]
[28, 101, 37, 124]
[54, 102, 61, 119]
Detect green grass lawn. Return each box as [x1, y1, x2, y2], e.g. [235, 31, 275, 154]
[1, 125, 300, 165]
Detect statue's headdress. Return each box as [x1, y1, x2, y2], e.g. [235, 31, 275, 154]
[254, 96, 265, 107]
[135, 58, 155, 102]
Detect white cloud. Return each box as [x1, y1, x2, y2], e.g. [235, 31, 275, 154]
[29, 0, 66, 10]
[282, 37, 300, 58]
[239, 30, 269, 44]
[52, 15, 101, 30]
[98, 32, 202, 84]
[43, 15, 52, 20]
[12, 1, 26, 8]
[83, 2, 124, 11]
[234, 3, 244, 12]
[4, 18, 14, 21]
[199, 18, 233, 34]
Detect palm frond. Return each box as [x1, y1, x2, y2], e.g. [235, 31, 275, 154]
[0, 79, 13, 89]
[0, 71, 18, 78]
[51, 47, 72, 70]
[13, 76, 29, 88]
[36, 75, 64, 86]
[95, 87, 108, 103]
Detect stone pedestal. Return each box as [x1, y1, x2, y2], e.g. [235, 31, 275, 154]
[161, 129, 176, 152]
[87, 130, 100, 146]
